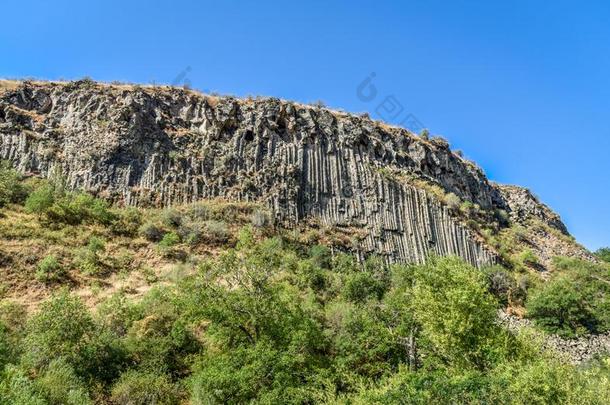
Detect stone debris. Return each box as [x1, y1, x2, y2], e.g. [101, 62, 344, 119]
[499, 311, 610, 364]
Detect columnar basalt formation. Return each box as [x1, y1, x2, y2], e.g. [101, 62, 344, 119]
[0, 80, 589, 267]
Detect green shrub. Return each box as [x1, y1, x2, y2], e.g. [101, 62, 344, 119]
[159, 232, 179, 248]
[139, 221, 164, 242]
[459, 200, 476, 216]
[46, 192, 114, 225]
[72, 192, 114, 224]
[0, 365, 46, 404]
[0, 322, 13, 370]
[343, 271, 386, 303]
[157, 232, 182, 259]
[25, 183, 114, 225]
[177, 220, 203, 246]
[36, 255, 66, 284]
[111, 207, 142, 236]
[0, 301, 27, 367]
[486, 268, 515, 305]
[25, 183, 55, 215]
[0, 161, 26, 207]
[308, 244, 332, 269]
[111, 370, 178, 405]
[518, 249, 539, 267]
[22, 291, 96, 372]
[36, 358, 92, 405]
[75, 237, 106, 275]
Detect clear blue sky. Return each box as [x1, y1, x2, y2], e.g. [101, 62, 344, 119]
[2, 1, 608, 250]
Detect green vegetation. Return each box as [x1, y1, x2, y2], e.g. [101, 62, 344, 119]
[0, 162, 27, 208]
[0, 232, 608, 403]
[595, 247, 610, 263]
[526, 257, 610, 337]
[25, 182, 114, 225]
[0, 163, 609, 403]
[35, 256, 65, 284]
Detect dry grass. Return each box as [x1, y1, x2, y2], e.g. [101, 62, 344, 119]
[0, 198, 267, 311]
[0, 79, 22, 94]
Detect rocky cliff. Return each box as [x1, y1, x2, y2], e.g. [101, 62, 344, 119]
[0, 80, 591, 267]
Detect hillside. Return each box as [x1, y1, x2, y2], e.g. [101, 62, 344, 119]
[0, 79, 609, 404]
[0, 79, 592, 271]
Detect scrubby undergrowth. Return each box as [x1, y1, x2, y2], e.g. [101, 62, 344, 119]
[1, 163, 610, 403]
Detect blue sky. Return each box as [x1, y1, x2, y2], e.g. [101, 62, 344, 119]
[1, 1, 609, 250]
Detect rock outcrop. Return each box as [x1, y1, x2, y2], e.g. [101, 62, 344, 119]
[0, 80, 590, 267]
[499, 311, 610, 364]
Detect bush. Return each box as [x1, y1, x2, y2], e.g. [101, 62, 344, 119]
[343, 271, 386, 303]
[0, 161, 26, 207]
[161, 208, 182, 228]
[444, 192, 461, 211]
[22, 291, 96, 372]
[0, 365, 46, 404]
[157, 232, 182, 259]
[486, 268, 516, 306]
[139, 221, 164, 242]
[111, 370, 178, 405]
[204, 220, 228, 242]
[0, 301, 27, 367]
[111, 207, 142, 236]
[72, 193, 114, 224]
[75, 237, 106, 275]
[25, 183, 55, 215]
[25, 183, 114, 225]
[177, 219, 203, 246]
[411, 257, 511, 369]
[518, 249, 539, 267]
[159, 232, 180, 249]
[36, 358, 92, 405]
[46, 192, 114, 225]
[36, 255, 66, 284]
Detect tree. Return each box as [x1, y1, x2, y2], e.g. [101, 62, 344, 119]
[527, 276, 598, 337]
[526, 257, 610, 337]
[411, 257, 511, 370]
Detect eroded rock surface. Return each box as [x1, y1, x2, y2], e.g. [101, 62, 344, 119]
[0, 80, 590, 266]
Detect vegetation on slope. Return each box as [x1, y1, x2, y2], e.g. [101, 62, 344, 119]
[0, 162, 610, 403]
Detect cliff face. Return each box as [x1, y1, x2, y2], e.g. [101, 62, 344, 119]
[0, 80, 590, 267]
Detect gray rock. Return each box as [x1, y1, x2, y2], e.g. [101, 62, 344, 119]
[0, 81, 590, 266]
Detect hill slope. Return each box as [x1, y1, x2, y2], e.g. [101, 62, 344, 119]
[0, 79, 592, 269]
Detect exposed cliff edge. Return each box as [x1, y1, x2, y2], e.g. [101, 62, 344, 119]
[0, 80, 592, 267]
